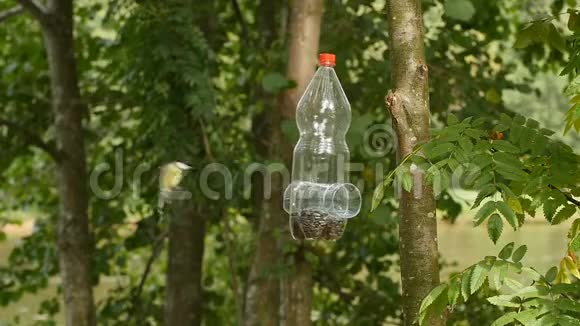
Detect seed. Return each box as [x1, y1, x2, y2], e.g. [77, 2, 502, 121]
[289, 209, 347, 241]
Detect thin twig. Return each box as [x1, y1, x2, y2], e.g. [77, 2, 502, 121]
[130, 231, 168, 314]
[231, 0, 249, 42]
[0, 6, 24, 23]
[198, 118, 215, 161]
[0, 118, 61, 161]
[548, 184, 580, 207]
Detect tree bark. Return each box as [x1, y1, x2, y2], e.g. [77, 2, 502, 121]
[385, 1, 442, 325]
[165, 201, 205, 326]
[280, 1, 323, 325]
[244, 1, 322, 325]
[244, 1, 284, 325]
[31, 0, 96, 325]
[244, 197, 283, 326]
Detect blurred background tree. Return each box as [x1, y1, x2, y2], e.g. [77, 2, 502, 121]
[0, 0, 578, 325]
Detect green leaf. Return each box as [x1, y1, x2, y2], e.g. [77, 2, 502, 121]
[556, 298, 580, 313]
[447, 278, 461, 308]
[472, 184, 496, 208]
[492, 140, 520, 153]
[491, 312, 517, 326]
[458, 138, 473, 152]
[545, 266, 558, 283]
[514, 22, 550, 49]
[531, 134, 548, 156]
[401, 171, 413, 192]
[447, 113, 459, 125]
[425, 142, 455, 159]
[487, 214, 503, 244]
[522, 177, 542, 195]
[419, 287, 448, 326]
[492, 123, 509, 132]
[281, 119, 299, 143]
[465, 128, 486, 139]
[519, 127, 537, 152]
[490, 261, 508, 290]
[487, 295, 520, 308]
[547, 23, 567, 53]
[543, 199, 561, 222]
[496, 201, 518, 230]
[474, 201, 497, 226]
[470, 261, 491, 294]
[507, 197, 523, 215]
[496, 167, 528, 182]
[514, 309, 542, 325]
[570, 234, 580, 251]
[552, 282, 580, 295]
[461, 267, 472, 301]
[419, 283, 447, 313]
[493, 152, 524, 169]
[510, 124, 524, 143]
[262, 72, 293, 93]
[568, 10, 580, 32]
[444, 0, 475, 22]
[433, 170, 450, 198]
[371, 183, 385, 212]
[525, 118, 540, 129]
[499, 113, 512, 126]
[499, 242, 515, 260]
[513, 114, 526, 125]
[552, 204, 577, 225]
[512, 245, 527, 263]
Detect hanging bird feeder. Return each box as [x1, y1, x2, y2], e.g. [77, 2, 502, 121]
[283, 53, 362, 240]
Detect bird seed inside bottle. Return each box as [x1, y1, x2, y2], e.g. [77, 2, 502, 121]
[289, 208, 346, 241]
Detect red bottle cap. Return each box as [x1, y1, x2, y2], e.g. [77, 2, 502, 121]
[319, 53, 336, 67]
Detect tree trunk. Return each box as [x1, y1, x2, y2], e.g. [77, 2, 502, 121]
[244, 196, 283, 326]
[244, 1, 322, 324]
[385, 1, 442, 325]
[38, 1, 96, 325]
[280, 1, 323, 325]
[165, 201, 205, 326]
[244, 1, 284, 325]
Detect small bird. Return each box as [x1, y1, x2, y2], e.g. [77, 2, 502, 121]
[158, 161, 192, 210]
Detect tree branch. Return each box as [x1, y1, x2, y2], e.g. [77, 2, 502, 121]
[198, 118, 215, 161]
[231, 0, 249, 42]
[548, 184, 580, 208]
[0, 118, 61, 161]
[130, 231, 167, 317]
[0, 6, 24, 23]
[16, 0, 49, 23]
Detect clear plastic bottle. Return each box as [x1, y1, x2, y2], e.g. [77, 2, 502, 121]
[283, 53, 361, 240]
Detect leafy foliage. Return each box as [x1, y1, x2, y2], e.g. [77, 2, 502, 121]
[372, 113, 579, 244]
[419, 242, 580, 325]
[372, 107, 580, 324]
